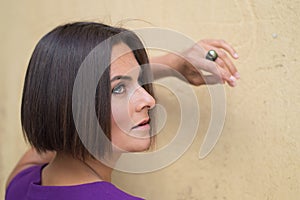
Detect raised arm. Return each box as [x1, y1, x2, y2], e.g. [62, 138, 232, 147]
[150, 39, 240, 87]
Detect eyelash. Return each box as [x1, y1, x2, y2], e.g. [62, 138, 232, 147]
[111, 73, 144, 95]
[112, 83, 126, 94]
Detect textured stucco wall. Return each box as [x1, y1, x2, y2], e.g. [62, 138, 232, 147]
[1, 0, 299, 199]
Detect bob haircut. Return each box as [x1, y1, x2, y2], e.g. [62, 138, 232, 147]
[21, 22, 154, 160]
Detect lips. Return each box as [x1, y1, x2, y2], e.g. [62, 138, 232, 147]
[132, 118, 150, 129]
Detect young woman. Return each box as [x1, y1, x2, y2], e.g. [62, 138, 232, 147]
[5, 22, 239, 200]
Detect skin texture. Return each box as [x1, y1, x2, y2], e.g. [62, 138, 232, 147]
[110, 43, 155, 152]
[6, 43, 157, 187]
[6, 38, 239, 188]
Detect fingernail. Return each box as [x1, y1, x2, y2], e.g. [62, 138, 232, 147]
[234, 72, 240, 79]
[229, 75, 237, 87]
[234, 53, 239, 58]
[229, 75, 237, 82]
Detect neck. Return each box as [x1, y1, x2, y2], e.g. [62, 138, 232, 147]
[42, 152, 120, 186]
[82, 156, 113, 182]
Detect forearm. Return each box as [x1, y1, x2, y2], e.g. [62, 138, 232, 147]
[149, 53, 184, 80]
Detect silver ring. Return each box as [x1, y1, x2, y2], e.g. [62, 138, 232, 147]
[206, 50, 218, 61]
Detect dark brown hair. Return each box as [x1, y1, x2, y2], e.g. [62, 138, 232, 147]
[21, 22, 154, 160]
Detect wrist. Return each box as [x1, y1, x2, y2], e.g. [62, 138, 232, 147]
[165, 52, 186, 73]
[150, 52, 186, 80]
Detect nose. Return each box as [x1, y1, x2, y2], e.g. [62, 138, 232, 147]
[132, 86, 156, 112]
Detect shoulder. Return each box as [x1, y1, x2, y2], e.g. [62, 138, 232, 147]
[6, 165, 144, 200]
[5, 164, 44, 200]
[6, 149, 55, 189]
[6, 164, 38, 188]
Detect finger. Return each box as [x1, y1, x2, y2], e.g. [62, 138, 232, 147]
[201, 70, 237, 87]
[192, 62, 237, 87]
[214, 50, 239, 79]
[216, 65, 237, 87]
[185, 72, 224, 86]
[202, 74, 224, 85]
[203, 39, 239, 59]
[194, 58, 223, 77]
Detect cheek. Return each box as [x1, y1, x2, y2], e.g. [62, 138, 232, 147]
[111, 98, 133, 133]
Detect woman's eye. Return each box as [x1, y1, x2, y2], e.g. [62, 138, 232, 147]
[112, 84, 126, 94]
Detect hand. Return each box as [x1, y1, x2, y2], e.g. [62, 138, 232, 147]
[176, 39, 240, 87]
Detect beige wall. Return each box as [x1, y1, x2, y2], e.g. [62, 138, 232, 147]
[1, 0, 299, 199]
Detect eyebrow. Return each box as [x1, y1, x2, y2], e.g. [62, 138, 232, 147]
[110, 75, 132, 82]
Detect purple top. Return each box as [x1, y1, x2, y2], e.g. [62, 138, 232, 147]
[5, 165, 144, 200]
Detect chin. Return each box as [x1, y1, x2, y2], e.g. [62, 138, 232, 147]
[112, 133, 152, 153]
[130, 138, 152, 152]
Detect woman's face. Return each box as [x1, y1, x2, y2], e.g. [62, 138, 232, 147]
[110, 43, 155, 152]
